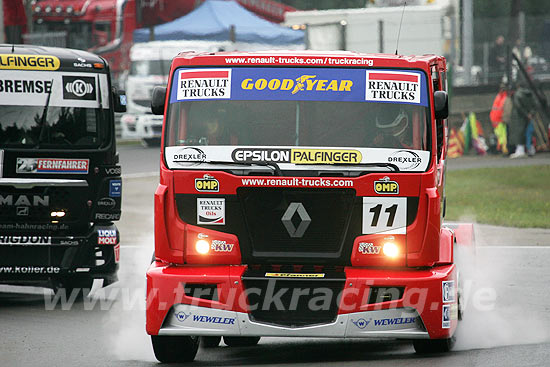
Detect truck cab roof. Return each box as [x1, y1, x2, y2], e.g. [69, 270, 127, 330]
[0, 44, 107, 71]
[171, 50, 446, 70]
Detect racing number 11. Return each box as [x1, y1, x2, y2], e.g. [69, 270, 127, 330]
[363, 198, 407, 234]
[369, 204, 398, 227]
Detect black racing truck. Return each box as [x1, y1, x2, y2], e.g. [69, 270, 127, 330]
[0, 45, 126, 293]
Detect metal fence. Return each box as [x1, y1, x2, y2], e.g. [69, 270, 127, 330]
[458, 15, 550, 86]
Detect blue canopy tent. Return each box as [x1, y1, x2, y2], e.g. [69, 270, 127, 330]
[133, 0, 304, 45]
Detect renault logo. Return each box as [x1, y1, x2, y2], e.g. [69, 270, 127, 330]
[281, 202, 311, 238]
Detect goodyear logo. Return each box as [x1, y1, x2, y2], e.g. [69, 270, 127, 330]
[265, 273, 325, 278]
[0, 54, 60, 70]
[195, 174, 219, 192]
[241, 74, 353, 94]
[291, 149, 362, 165]
[374, 176, 399, 194]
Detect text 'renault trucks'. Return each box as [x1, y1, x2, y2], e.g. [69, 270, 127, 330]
[0, 45, 126, 293]
[146, 50, 474, 362]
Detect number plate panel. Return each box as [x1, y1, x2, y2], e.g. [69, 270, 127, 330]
[362, 197, 407, 234]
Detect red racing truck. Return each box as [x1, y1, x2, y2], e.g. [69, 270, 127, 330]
[146, 51, 473, 362]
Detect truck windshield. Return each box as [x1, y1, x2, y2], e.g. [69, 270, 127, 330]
[0, 70, 110, 149]
[167, 100, 427, 150]
[0, 106, 107, 148]
[165, 67, 430, 151]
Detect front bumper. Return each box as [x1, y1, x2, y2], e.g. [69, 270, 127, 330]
[146, 264, 458, 340]
[0, 223, 120, 285]
[160, 304, 428, 339]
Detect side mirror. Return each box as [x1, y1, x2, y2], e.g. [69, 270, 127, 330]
[113, 89, 127, 113]
[434, 90, 448, 119]
[151, 87, 167, 115]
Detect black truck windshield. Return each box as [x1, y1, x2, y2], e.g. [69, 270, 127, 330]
[0, 106, 107, 148]
[0, 69, 110, 149]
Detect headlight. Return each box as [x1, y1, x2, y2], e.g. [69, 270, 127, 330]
[382, 242, 399, 258]
[195, 239, 210, 254]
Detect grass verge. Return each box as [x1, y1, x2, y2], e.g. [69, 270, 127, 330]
[445, 164, 550, 228]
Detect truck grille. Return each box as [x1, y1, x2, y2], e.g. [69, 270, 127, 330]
[175, 190, 417, 265]
[242, 269, 346, 328]
[0, 185, 88, 233]
[237, 188, 355, 260]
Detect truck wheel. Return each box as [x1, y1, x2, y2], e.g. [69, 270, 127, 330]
[201, 336, 222, 348]
[151, 335, 199, 363]
[223, 336, 261, 347]
[413, 337, 455, 354]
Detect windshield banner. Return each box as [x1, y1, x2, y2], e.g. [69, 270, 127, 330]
[0, 70, 109, 108]
[170, 67, 428, 106]
[165, 146, 430, 172]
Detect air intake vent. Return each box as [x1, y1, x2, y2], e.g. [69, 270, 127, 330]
[183, 283, 219, 301]
[368, 286, 405, 304]
[242, 269, 345, 328]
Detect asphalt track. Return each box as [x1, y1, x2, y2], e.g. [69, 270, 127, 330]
[1, 145, 550, 366]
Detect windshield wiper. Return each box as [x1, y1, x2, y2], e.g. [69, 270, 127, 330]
[175, 160, 397, 175]
[182, 160, 283, 176]
[207, 160, 283, 176]
[35, 79, 54, 148]
[325, 162, 400, 172]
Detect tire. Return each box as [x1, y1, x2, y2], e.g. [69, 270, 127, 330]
[201, 336, 222, 348]
[223, 336, 261, 347]
[413, 336, 455, 354]
[151, 335, 199, 363]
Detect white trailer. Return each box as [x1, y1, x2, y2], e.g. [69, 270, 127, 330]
[284, 0, 458, 59]
[121, 40, 233, 145]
